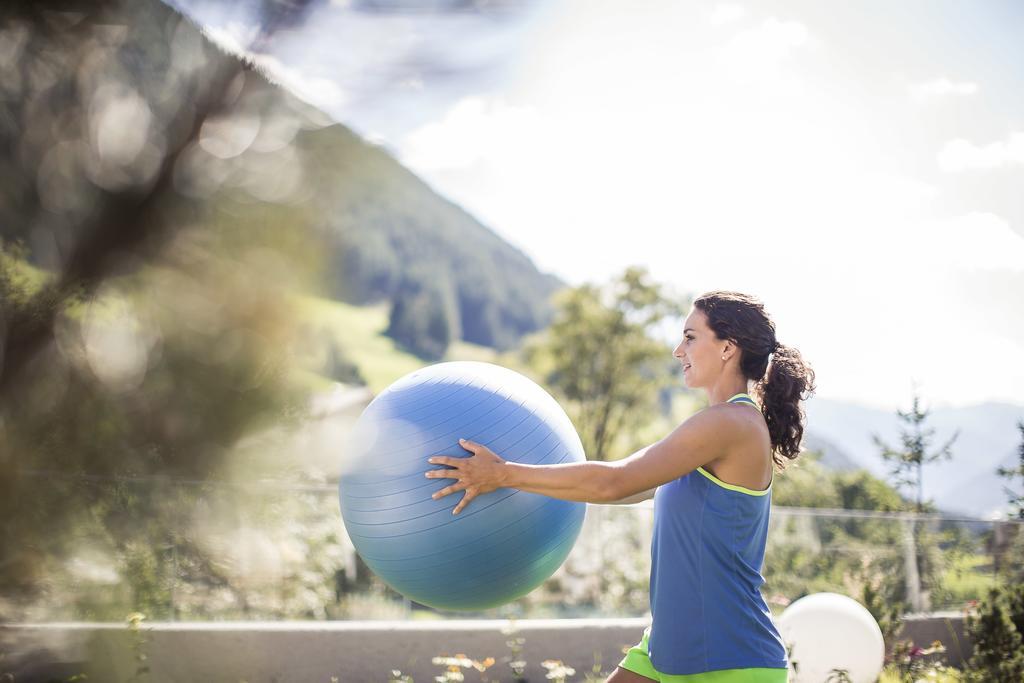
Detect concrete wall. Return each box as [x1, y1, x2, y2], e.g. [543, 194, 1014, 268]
[0, 615, 972, 683]
[895, 611, 974, 668]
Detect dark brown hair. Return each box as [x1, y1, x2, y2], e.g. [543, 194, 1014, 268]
[693, 291, 816, 468]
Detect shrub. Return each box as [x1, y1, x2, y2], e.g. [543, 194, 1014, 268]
[964, 582, 1024, 681]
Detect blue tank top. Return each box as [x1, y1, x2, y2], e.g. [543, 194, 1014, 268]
[647, 393, 788, 675]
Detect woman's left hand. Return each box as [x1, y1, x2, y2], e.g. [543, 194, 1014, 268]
[425, 438, 508, 515]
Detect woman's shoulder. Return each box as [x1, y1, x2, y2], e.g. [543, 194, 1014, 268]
[702, 399, 766, 436]
[701, 402, 773, 491]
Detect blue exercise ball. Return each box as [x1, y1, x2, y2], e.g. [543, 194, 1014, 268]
[338, 361, 587, 611]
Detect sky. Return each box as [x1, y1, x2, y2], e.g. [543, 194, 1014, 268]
[171, 0, 1024, 412]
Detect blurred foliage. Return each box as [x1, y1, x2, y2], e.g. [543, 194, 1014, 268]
[881, 640, 962, 682]
[993, 522, 1024, 584]
[773, 452, 906, 511]
[0, 217, 314, 614]
[0, 0, 338, 618]
[997, 419, 1024, 519]
[767, 454, 908, 635]
[879, 666, 963, 683]
[766, 453, 980, 641]
[522, 266, 689, 461]
[964, 582, 1024, 681]
[0, 0, 568, 622]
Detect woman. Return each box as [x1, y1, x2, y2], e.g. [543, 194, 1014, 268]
[426, 290, 816, 682]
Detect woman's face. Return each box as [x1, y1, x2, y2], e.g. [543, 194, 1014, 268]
[673, 308, 723, 388]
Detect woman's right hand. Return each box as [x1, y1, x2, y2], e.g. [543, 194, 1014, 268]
[425, 438, 509, 515]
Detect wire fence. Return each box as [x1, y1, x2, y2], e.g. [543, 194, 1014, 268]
[6, 474, 1023, 623]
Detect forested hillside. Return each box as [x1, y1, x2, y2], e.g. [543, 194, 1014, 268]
[2, 0, 563, 361]
[292, 105, 562, 356]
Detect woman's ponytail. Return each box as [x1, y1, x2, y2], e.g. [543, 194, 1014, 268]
[754, 341, 816, 468]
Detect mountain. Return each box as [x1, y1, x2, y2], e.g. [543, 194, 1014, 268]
[215, 18, 564, 356]
[802, 396, 1024, 517]
[800, 430, 860, 472]
[293, 119, 564, 352]
[4, 0, 563, 362]
[953, 447, 1021, 519]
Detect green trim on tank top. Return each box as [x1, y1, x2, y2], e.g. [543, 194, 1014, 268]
[726, 392, 761, 413]
[695, 393, 771, 496]
[695, 466, 772, 496]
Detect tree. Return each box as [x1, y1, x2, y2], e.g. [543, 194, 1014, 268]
[997, 419, 1024, 520]
[386, 267, 461, 361]
[322, 333, 366, 386]
[871, 389, 959, 514]
[871, 388, 959, 612]
[333, 230, 400, 304]
[769, 453, 909, 635]
[522, 266, 688, 461]
[966, 583, 1024, 681]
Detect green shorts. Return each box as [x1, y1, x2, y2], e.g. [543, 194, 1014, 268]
[617, 627, 789, 682]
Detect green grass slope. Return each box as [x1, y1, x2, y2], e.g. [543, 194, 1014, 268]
[294, 295, 497, 395]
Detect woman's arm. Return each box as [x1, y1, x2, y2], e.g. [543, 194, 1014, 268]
[426, 404, 743, 514]
[428, 452, 621, 507]
[493, 443, 660, 503]
[603, 487, 657, 505]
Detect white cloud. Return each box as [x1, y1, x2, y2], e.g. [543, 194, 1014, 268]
[400, 97, 543, 172]
[927, 212, 1024, 271]
[380, 3, 1021, 410]
[859, 174, 940, 210]
[717, 18, 810, 89]
[252, 54, 348, 114]
[910, 77, 978, 99]
[196, 22, 348, 115]
[938, 131, 1024, 171]
[825, 209, 1024, 274]
[710, 3, 747, 27]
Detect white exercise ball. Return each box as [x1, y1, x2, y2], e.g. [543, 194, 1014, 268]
[777, 592, 885, 683]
